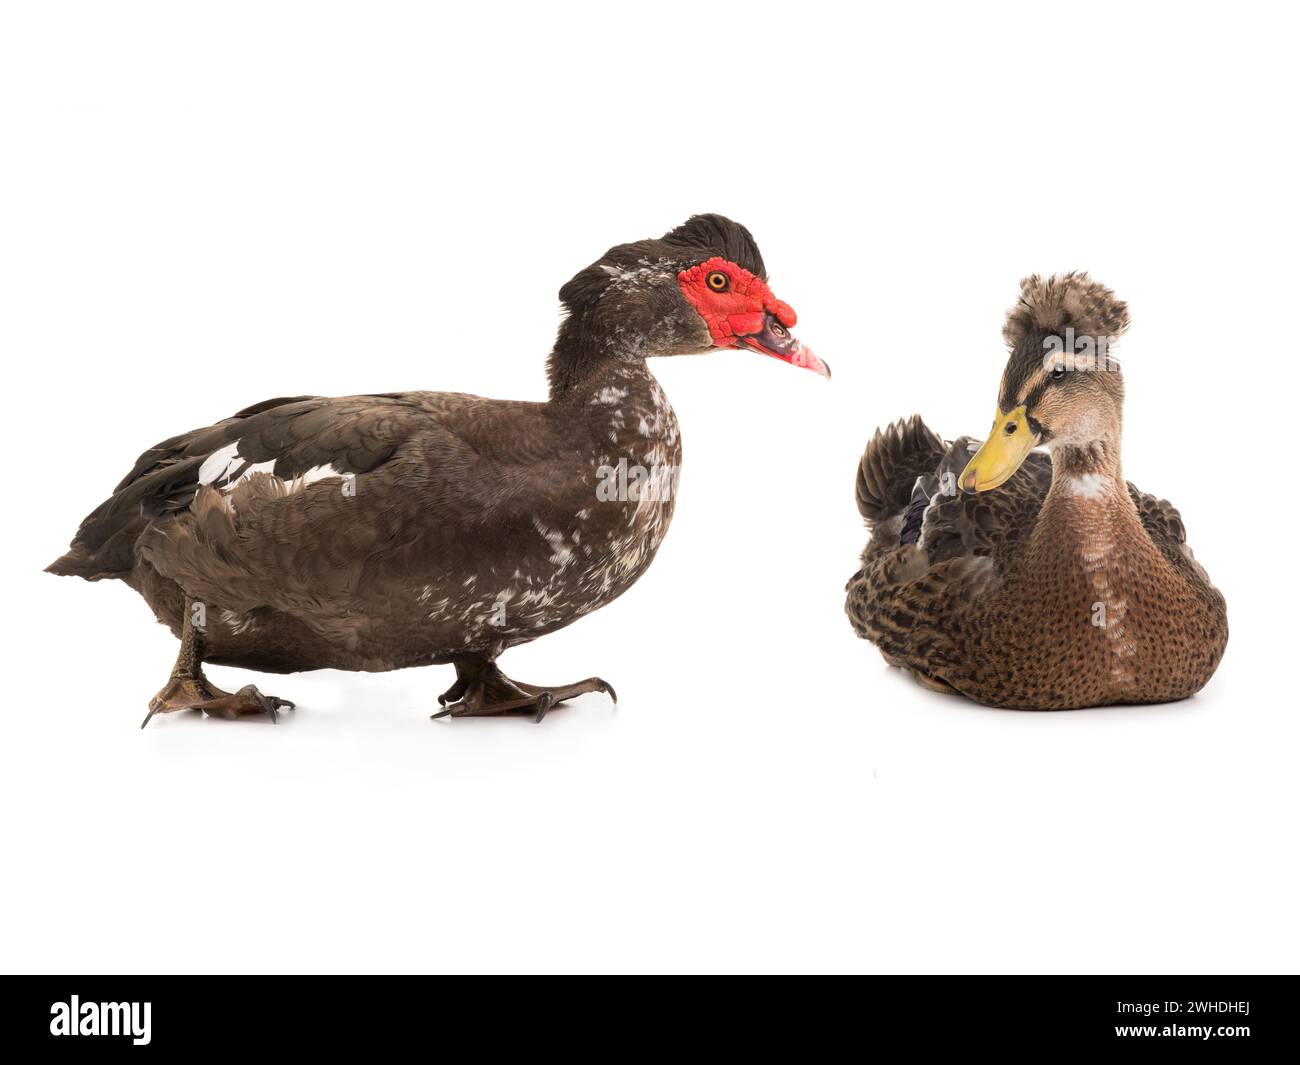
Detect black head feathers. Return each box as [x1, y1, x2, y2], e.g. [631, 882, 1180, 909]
[656, 214, 767, 279]
[560, 214, 765, 311]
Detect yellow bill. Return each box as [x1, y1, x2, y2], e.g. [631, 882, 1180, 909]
[960, 405, 1039, 492]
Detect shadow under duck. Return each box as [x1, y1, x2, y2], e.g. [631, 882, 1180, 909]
[846, 273, 1226, 709]
[50, 214, 827, 726]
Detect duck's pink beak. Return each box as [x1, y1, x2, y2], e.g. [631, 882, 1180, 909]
[737, 311, 831, 379]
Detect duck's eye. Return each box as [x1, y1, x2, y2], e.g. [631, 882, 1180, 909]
[706, 271, 729, 292]
[1050, 366, 1068, 381]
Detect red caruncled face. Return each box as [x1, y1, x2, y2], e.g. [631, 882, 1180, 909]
[677, 256, 829, 378]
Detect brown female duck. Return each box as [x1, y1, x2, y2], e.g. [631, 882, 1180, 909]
[846, 273, 1226, 709]
[49, 215, 827, 726]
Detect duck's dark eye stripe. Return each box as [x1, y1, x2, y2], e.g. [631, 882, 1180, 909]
[1023, 381, 1048, 412]
[1026, 414, 1044, 436]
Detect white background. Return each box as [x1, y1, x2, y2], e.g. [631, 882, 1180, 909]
[2, 2, 1296, 974]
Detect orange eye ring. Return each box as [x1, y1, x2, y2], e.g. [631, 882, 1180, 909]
[706, 271, 729, 292]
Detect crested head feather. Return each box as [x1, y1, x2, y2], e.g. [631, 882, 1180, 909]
[1003, 272, 1130, 349]
[657, 214, 766, 279]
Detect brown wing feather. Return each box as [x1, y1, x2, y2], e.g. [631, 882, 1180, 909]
[47, 391, 573, 583]
[1128, 486, 1187, 558]
[854, 415, 947, 525]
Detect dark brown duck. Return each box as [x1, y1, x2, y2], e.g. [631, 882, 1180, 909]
[846, 273, 1227, 709]
[50, 215, 827, 725]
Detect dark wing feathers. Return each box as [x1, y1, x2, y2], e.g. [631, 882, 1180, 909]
[918, 444, 1052, 566]
[854, 415, 947, 525]
[127, 392, 578, 629]
[1129, 486, 1186, 544]
[241, 402, 408, 475]
[231, 394, 317, 419]
[1128, 486, 1189, 566]
[48, 394, 426, 580]
[109, 395, 315, 493]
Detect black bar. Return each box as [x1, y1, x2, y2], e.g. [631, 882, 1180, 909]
[0, 975, 1293, 1053]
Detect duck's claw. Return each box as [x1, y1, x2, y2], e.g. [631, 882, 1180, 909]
[437, 675, 469, 707]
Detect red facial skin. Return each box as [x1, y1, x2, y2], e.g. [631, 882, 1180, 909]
[676, 256, 829, 377]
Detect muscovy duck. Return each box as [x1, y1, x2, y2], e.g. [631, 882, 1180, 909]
[845, 273, 1226, 708]
[50, 214, 827, 725]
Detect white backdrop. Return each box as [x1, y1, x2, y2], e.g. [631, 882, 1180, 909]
[2, 2, 1296, 974]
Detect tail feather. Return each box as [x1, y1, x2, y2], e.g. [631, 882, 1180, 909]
[854, 415, 947, 526]
[45, 546, 114, 580]
[44, 553, 79, 576]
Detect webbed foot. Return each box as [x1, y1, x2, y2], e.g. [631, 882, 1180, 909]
[143, 676, 295, 729]
[434, 661, 616, 723]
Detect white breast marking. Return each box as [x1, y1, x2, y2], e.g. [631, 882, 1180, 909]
[1068, 473, 1109, 500]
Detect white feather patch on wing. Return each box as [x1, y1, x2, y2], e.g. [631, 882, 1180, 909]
[293, 464, 345, 486]
[197, 442, 242, 485]
[200, 441, 347, 495]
